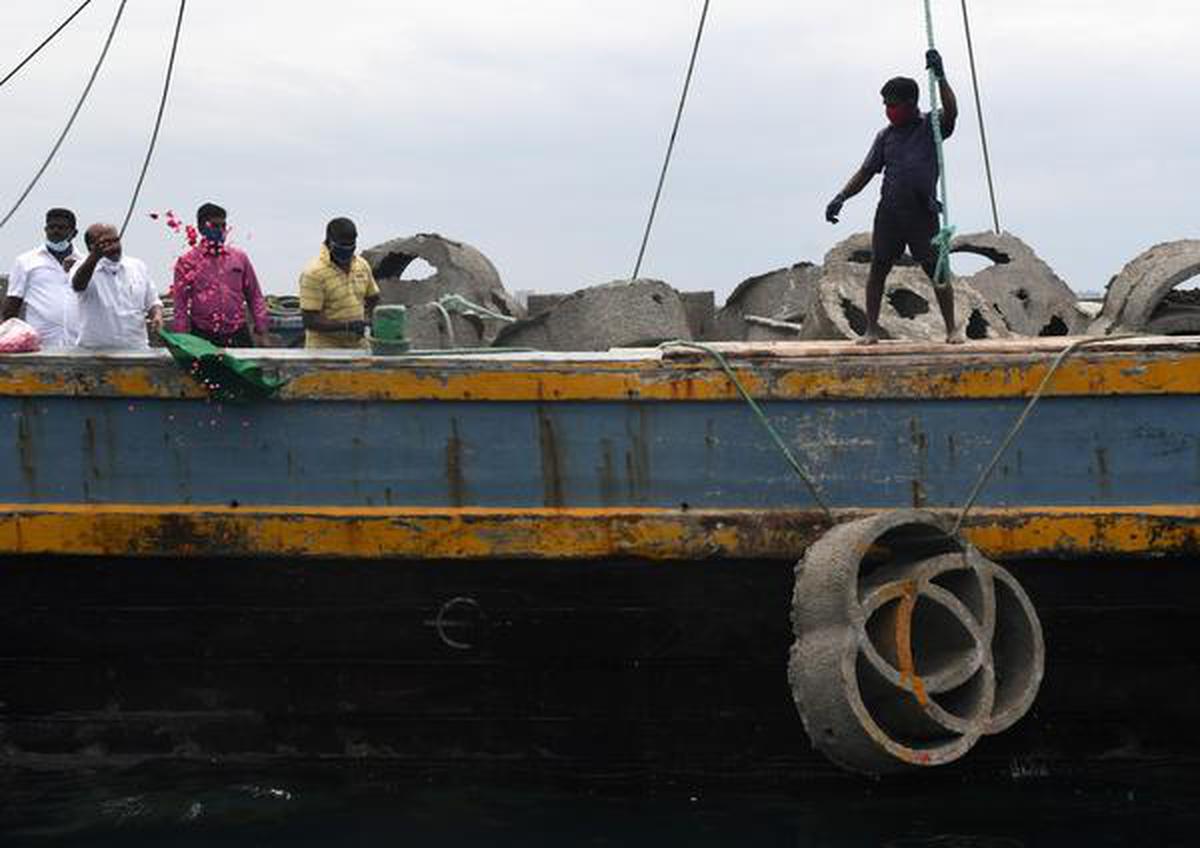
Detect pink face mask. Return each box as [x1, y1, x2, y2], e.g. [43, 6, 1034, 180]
[886, 103, 915, 127]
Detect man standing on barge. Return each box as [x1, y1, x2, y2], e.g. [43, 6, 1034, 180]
[3, 208, 83, 348]
[171, 202, 270, 348]
[70, 223, 163, 350]
[299, 217, 380, 350]
[825, 50, 960, 345]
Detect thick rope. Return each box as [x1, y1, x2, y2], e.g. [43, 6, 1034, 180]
[953, 336, 1141, 534]
[960, 0, 1000, 234]
[0, 0, 128, 232]
[432, 301, 457, 348]
[0, 1, 94, 91]
[438, 294, 518, 324]
[120, 0, 187, 237]
[631, 0, 711, 281]
[660, 341, 834, 522]
[922, 0, 955, 287]
[663, 336, 1145, 538]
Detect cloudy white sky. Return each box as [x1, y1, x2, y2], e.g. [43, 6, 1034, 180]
[0, 1, 1195, 299]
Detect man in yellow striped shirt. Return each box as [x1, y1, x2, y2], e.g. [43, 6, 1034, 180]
[299, 217, 380, 350]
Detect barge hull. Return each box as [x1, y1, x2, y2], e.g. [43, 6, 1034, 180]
[2, 555, 1198, 777]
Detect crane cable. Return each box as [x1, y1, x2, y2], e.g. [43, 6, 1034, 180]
[120, 0, 187, 236]
[960, 0, 1000, 234]
[631, 0, 711, 281]
[0, 0, 128, 232]
[0, 1, 95, 91]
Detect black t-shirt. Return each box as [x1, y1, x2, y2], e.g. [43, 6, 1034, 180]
[862, 110, 954, 216]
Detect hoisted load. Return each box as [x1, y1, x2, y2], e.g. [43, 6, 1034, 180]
[788, 511, 1044, 775]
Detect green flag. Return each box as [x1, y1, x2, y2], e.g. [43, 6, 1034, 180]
[159, 330, 287, 402]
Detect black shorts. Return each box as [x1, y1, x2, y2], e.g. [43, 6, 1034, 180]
[871, 206, 942, 283]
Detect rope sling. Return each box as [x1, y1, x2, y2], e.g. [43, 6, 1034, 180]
[923, 0, 955, 287]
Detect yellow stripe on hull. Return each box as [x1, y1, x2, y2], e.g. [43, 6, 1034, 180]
[1, 338, 1199, 402]
[1, 504, 1197, 561]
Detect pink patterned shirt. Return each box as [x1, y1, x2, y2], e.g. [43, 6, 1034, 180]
[171, 245, 268, 336]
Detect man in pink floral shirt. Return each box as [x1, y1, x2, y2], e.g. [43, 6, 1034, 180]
[171, 202, 269, 347]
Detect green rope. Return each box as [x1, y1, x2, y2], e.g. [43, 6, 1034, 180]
[660, 341, 834, 522]
[952, 335, 1141, 535]
[438, 294, 518, 324]
[923, 0, 955, 287]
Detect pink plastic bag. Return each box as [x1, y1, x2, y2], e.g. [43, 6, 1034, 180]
[0, 318, 42, 353]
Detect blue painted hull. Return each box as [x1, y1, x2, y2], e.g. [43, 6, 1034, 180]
[8, 394, 1199, 510]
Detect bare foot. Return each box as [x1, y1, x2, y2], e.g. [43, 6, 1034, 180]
[856, 331, 880, 347]
[945, 328, 966, 345]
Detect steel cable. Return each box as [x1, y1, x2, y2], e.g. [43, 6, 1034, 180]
[960, 0, 1001, 233]
[120, 0, 187, 236]
[0, 1, 95, 91]
[630, 0, 711, 281]
[0, 0, 128, 232]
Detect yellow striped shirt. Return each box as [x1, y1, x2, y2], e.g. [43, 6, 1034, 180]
[298, 245, 380, 349]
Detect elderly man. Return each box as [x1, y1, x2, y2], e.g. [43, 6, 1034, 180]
[70, 223, 163, 350]
[171, 202, 269, 348]
[3, 208, 83, 348]
[825, 49, 959, 345]
[299, 217, 380, 350]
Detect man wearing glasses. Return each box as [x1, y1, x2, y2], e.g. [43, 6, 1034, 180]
[299, 217, 380, 350]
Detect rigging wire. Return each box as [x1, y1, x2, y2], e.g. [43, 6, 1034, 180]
[0, 0, 128, 232]
[630, 0, 711, 281]
[0, 0, 95, 91]
[120, 0, 187, 236]
[960, 0, 1001, 233]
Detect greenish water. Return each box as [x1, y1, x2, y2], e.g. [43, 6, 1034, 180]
[2, 765, 1197, 846]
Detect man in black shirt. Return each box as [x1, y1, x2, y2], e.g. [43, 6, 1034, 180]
[825, 50, 959, 345]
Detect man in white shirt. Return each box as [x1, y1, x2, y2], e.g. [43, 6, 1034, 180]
[70, 223, 164, 350]
[2, 208, 83, 348]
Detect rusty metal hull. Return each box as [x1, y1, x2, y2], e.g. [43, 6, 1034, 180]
[1, 338, 1199, 561]
[2, 338, 1200, 774]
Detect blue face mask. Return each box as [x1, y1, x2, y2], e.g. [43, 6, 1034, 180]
[329, 242, 356, 264]
[200, 225, 225, 245]
[46, 238, 72, 253]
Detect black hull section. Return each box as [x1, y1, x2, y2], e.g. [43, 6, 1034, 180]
[3, 557, 1198, 781]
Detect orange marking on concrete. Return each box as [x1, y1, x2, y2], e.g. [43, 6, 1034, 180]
[894, 581, 930, 707]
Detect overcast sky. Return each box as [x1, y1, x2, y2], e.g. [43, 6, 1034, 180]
[0, 1, 1196, 299]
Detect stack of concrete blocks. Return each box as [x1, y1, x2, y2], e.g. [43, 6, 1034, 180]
[798, 233, 1011, 342]
[951, 232, 1090, 337]
[712, 263, 823, 342]
[496, 279, 694, 351]
[362, 233, 524, 349]
[1091, 240, 1200, 336]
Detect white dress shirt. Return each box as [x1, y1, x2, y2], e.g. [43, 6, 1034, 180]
[7, 245, 83, 348]
[71, 256, 162, 350]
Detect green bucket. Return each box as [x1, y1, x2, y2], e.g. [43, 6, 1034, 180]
[371, 305, 410, 355]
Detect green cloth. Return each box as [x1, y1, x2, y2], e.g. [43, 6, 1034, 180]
[159, 330, 287, 402]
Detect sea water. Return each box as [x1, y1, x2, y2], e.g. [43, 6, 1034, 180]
[2, 763, 1197, 846]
